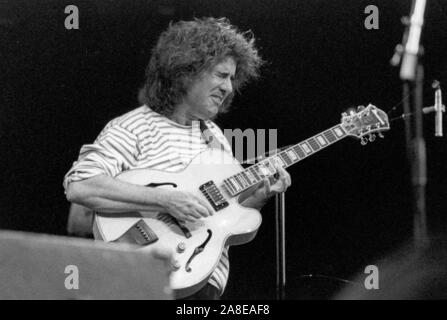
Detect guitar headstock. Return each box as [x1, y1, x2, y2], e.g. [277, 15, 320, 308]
[341, 104, 390, 145]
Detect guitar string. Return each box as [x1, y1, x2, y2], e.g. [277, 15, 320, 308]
[386, 86, 415, 117]
[226, 105, 390, 195]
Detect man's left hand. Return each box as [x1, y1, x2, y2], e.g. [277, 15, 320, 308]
[241, 162, 292, 210]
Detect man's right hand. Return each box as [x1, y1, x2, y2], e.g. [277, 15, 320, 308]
[160, 190, 214, 223]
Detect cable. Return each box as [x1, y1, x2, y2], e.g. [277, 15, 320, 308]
[297, 274, 360, 286]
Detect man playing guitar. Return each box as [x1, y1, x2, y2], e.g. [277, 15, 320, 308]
[64, 17, 291, 300]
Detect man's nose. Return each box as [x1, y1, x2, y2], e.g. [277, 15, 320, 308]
[220, 77, 233, 95]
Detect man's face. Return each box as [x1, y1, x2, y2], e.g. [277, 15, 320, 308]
[182, 56, 236, 120]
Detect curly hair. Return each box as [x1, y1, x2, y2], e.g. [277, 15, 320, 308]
[142, 17, 264, 118]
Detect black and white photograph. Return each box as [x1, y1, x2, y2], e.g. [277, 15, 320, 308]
[1, 0, 447, 306]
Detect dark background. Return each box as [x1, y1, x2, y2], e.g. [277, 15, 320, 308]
[1, 0, 446, 299]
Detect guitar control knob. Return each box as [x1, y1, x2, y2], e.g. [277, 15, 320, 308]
[361, 137, 368, 146]
[177, 242, 186, 253]
[172, 260, 181, 271]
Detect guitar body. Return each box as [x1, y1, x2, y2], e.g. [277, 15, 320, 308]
[93, 104, 390, 298]
[94, 148, 262, 298]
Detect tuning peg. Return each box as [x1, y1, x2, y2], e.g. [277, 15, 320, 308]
[378, 132, 384, 139]
[361, 137, 368, 145]
[368, 134, 376, 142]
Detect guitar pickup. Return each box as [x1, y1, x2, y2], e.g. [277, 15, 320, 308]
[199, 181, 229, 211]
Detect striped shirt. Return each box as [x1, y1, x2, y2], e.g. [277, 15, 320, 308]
[63, 105, 233, 295]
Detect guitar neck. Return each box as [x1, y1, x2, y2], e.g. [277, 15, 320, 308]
[222, 124, 349, 197]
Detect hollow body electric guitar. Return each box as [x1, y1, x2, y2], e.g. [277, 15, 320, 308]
[94, 104, 390, 298]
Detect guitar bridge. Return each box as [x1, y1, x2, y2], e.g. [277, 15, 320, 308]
[113, 219, 158, 246]
[199, 181, 229, 211]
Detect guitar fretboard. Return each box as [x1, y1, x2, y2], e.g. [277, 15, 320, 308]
[222, 124, 348, 197]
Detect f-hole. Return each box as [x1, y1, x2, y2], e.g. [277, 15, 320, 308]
[185, 229, 212, 272]
[145, 182, 177, 188]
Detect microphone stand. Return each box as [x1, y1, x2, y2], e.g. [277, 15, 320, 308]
[242, 146, 290, 299]
[391, 0, 429, 249]
[275, 192, 286, 300]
